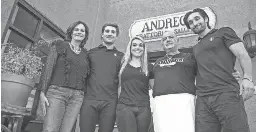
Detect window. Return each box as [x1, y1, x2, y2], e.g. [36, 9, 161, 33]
[1, 0, 66, 120]
[1, 0, 65, 53]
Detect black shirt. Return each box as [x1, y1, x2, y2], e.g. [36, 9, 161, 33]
[119, 63, 154, 106]
[85, 44, 124, 100]
[153, 53, 197, 97]
[50, 41, 89, 90]
[193, 27, 242, 96]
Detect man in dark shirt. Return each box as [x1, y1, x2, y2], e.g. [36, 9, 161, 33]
[184, 8, 255, 132]
[80, 23, 123, 132]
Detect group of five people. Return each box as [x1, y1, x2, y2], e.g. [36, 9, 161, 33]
[39, 8, 255, 132]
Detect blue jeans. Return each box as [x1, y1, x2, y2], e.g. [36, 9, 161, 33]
[42, 85, 84, 132]
[195, 92, 250, 132]
[116, 104, 151, 132]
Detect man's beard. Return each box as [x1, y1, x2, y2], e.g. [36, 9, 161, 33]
[192, 24, 206, 34]
[193, 29, 204, 34]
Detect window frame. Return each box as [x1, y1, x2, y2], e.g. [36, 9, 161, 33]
[1, 0, 66, 118]
[1, 0, 65, 49]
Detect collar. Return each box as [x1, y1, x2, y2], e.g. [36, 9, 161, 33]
[98, 44, 117, 51]
[198, 29, 218, 41]
[164, 52, 182, 59]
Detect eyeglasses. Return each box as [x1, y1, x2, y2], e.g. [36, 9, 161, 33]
[162, 36, 175, 41]
[105, 29, 116, 34]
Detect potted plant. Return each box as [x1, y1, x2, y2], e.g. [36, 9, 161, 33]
[1, 44, 44, 107]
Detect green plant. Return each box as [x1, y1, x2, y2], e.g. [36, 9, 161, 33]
[1, 44, 44, 81]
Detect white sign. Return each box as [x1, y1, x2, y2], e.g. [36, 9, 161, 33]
[129, 7, 217, 42]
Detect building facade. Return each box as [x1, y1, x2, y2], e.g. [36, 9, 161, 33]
[1, 0, 256, 131]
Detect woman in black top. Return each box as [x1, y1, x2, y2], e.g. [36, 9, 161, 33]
[40, 21, 90, 132]
[117, 36, 153, 132]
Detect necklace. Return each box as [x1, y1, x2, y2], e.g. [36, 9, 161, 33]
[69, 43, 81, 54]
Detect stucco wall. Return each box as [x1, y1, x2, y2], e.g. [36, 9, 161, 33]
[3, 0, 255, 51]
[101, 0, 256, 52]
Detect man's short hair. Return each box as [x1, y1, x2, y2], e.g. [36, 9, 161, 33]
[183, 8, 211, 29]
[102, 23, 119, 36]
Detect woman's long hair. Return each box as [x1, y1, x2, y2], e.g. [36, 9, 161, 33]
[119, 36, 148, 84]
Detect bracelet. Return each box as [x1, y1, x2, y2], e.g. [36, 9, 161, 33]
[242, 77, 253, 82]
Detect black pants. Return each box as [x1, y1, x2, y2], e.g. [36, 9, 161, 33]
[195, 92, 250, 132]
[80, 99, 117, 132]
[148, 115, 155, 132]
[116, 103, 151, 132]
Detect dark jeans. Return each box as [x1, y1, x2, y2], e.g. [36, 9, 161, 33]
[42, 85, 84, 132]
[79, 99, 117, 132]
[116, 103, 151, 132]
[148, 115, 155, 132]
[195, 92, 250, 132]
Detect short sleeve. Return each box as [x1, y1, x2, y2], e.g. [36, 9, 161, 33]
[220, 27, 242, 47]
[148, 63, 154, 79]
